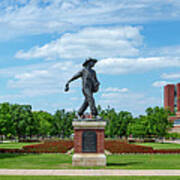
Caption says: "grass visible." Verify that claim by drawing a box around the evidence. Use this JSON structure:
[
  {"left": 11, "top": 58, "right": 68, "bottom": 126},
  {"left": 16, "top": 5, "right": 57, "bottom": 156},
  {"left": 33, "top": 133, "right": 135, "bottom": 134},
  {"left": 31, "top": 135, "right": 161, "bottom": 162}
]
[
  {"left": 0, "top": 142, "right": 40, "bottom": 149},
  {"left": 133, "top": 142, "right": 180, "bottom": 149},
  {"left": 0, "top": 153, "right": 180, "bottom": 169},
  {"left": 107, "top": 154, "right": 180, "bottom": 169},
  {"left": 0, "top": 176, "right": 180, "bottom": 180}
]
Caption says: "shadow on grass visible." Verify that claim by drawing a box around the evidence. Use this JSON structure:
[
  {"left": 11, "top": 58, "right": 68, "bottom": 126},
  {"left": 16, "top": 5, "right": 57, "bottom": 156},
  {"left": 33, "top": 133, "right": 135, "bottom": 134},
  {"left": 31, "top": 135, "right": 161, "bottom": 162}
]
[
  {"left": 0, "top": 153, "right": 28, "bottom": 159},
  {"left": 107, "top": 162, "right": 142, "bottom": 167}
]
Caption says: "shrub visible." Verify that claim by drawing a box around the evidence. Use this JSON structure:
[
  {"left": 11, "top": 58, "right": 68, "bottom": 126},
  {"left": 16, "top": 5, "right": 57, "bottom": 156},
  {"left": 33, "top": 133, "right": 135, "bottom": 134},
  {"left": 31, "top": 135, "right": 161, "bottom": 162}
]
[
  {"left": 165, "top": 133, "right": 180, "bottom": 140},
  {"left": 19, "top": 139, "right": 41, "bottom": 143}
]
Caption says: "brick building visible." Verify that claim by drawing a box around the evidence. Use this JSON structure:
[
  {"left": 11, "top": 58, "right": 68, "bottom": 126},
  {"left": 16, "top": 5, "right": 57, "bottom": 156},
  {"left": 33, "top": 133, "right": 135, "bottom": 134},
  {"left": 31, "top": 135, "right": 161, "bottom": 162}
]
[{"left": 164, "top": 83, "right": 180, "bottom": 132}]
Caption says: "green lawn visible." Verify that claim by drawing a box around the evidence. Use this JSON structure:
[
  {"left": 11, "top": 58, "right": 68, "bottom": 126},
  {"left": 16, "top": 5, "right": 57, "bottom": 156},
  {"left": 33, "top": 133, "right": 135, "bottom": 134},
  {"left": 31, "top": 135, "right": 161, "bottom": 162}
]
[
  {"left": 0, "top": 142, "right": 40, "bottom": 149},
  {"left": 0, "top": 154, "right": 180, "bottom": 169},
  {"left": 0, "top": 176, "right": 180, "bottom": 180},
  {"left": 134, "top": 142, "right": 180, "bottom": 149}
]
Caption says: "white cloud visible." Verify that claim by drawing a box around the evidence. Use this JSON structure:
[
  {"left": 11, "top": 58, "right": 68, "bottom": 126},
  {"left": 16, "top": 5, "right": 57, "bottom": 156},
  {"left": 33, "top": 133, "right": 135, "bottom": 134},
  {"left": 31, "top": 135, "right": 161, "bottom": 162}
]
[
  {"left": 0, "top": 58, "right": 165, "bottom": 115},
  {"left": 70, "top": 97, "right": 79, "bottom": 101},
  {"left": 96, "top": 57, "right": 180, "bottom": 74},
  {"left": 14, "top": 70, "right": 50, "bottom": 80},
  {"left": 100, "top": 91, "right": 161, "bottom": 115},
  {"left": 161, "top": 73, "right": 180, "bottom": 80},
  {"left": 158, "top": 46, "right": 180, "bottom": 56},
  {"left": 104, "top": 87, "right": 128, "bottom": 93},
  {"left": 147, "top": 45, "right": 180, "bottom": 57},
  {"left": 2, "top": 55, "right": 180, "bottom": 99},
  {"left": 1, "top": 0, "right": 180, "bottom": 40},
  {"left": 152, "top": 81, "right": 172, "bottom": 87},
  {"left": 15, "top": 26, "right": 143, "bottom": 60},
  {"left": 0, "top": 61, "right": 80, "bottom": 97}
]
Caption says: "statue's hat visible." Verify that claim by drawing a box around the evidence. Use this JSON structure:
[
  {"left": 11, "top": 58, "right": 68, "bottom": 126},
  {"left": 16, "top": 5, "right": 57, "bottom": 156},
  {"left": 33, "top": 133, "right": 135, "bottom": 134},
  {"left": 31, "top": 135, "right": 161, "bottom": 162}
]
[{"left": 83, "top": 58, "right": 98, "bottom": 67}]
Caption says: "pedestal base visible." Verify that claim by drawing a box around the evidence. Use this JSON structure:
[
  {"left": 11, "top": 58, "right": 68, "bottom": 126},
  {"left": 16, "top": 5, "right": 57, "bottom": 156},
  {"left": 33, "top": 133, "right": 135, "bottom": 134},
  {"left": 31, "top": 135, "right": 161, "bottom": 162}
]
[
  {"left": 72, "top": 153, "right": 106, "bottom": 166},
  {"left": 73, "top": 119, "right": 106, "bottom": 167}
]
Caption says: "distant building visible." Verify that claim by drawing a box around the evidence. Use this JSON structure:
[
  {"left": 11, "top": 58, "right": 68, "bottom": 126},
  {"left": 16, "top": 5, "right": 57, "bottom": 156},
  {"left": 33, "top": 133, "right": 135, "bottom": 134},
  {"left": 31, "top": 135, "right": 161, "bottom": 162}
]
[{"left": 164, "top": 83, "right": 180, "bottom": 132}]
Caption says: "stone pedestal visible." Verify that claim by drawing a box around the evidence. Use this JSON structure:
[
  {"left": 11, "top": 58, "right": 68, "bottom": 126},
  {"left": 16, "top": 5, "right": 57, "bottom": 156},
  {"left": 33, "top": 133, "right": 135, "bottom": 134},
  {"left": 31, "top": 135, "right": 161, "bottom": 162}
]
[
  {"left": 72, "top": 153, "right": 106, "bottom": 166},
  {"left": 72, "top": 120, "right": 106, "bottom": 166}
]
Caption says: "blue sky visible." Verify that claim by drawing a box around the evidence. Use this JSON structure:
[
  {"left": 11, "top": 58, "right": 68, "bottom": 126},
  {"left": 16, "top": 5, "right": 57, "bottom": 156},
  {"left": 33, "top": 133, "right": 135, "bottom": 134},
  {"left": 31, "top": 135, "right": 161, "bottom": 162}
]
[{"left": 0, "top": 0, "right": 180, "bottom": 116}]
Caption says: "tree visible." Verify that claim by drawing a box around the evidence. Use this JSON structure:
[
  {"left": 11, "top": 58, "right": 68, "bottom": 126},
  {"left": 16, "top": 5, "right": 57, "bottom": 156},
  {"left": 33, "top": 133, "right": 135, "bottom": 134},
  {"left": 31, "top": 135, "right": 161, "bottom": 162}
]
[
  {"left": 127, "top": 116, "right": 148, "bottom": 138},
  {"left": 99, "top": 107, "right": 117, "bottom": 138},
  {"left": 0, "top": 101, "right": 173, "bottom": 140},
  {"left": 0, "top": 103, "right": 14, "bottom": 139},
  {"left": 127, "top": 107, "right": 173, "bottom": 138},
  {"left": 145, "top": 106, "right": 173, "bottom": 138},
  {"left": 99, "top": 106, "right": 133, "bottom": 138},
  {"left": 117, "top": 111, "right": 133, "bottom": 137},
  {"left": 11, "top": 104, "right": 35, "bottom": 140},
  {"left": 33, "top": 111, "right": 53, "bottom": 138},
  {"left": 52, "top": 110, "right": 75, "bottom": 138}
]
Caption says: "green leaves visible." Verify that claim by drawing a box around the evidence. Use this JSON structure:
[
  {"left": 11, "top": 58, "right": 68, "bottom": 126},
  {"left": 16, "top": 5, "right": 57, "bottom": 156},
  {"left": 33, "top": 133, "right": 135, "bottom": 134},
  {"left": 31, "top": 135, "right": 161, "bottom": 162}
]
[
  {"left": 127, "top": 106, "right": 173, "bottom": 138},
  {"left": 51, "top": 110, "right": 75, "bottom": 138},
  {"left": 99, "top": 106, "right": 133, "bottom": 138},
  {"left": 0, "top": 103, "right": 174, "bottom": 140}
]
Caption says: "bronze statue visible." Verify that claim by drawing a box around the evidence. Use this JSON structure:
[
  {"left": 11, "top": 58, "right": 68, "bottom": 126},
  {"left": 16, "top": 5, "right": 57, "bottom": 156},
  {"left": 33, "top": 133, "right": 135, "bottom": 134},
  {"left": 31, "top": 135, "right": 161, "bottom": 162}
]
[{"left": 65, "top": 58, "right": 100, "bottom": 118}]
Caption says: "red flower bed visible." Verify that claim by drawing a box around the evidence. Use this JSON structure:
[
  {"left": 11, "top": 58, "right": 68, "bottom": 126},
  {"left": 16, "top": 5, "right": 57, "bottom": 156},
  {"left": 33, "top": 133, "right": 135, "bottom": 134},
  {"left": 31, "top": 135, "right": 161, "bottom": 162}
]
[
  {"left": 1, "top": 140, "right": 180, "bottom": 154},
  {"left": 105, "top": 140, "right": 180, "bottom": 154},
  {"left": 22, "top": 140, "right": 73, "bottom": 153},
  {"left": 153, "top": 149, "right": 180, "bottom": 154},
  {"left": 0, "top": 148, "right": 25, "bottom": 153},
  {"left": 105, "top": 140, "right": 154, "bottom": 153}
]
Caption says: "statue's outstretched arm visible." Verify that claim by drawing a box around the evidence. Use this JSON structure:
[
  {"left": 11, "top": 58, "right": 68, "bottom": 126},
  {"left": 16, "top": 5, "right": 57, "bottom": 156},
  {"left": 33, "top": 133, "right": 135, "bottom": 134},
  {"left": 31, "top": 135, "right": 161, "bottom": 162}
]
[{"left": 64, "top": 70, "right": 82, "bottom": 92}]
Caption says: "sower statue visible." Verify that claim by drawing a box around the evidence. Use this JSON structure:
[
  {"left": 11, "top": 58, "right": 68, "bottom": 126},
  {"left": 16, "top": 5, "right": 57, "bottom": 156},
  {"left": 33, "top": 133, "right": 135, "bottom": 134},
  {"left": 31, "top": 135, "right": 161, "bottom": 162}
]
[{"left": 64, "top": 58, "right": 100, "bottom": 118}]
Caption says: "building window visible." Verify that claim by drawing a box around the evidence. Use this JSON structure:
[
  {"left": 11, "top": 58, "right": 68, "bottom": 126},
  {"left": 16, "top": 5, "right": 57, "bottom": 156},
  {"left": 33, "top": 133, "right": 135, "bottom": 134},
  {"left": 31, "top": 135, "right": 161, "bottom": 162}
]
[{"left": 174, "top": 87, "right": 177, "bottom": 112}]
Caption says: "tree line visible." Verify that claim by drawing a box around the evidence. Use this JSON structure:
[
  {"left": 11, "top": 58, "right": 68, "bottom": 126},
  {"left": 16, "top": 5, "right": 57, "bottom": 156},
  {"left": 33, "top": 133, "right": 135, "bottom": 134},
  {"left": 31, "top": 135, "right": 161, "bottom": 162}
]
[{"left": 0, "top": 102, "right": 173, "bottom": 140}]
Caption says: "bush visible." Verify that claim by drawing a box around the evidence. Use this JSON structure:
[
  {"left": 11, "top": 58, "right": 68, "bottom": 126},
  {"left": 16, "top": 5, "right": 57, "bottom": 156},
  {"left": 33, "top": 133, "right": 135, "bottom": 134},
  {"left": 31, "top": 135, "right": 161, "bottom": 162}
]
[
  {"left": 165, "top": 133, "right": 180, "bottom": 140},
  {"left": 19, "top": 139, "right": 41, "bottom": 143}
]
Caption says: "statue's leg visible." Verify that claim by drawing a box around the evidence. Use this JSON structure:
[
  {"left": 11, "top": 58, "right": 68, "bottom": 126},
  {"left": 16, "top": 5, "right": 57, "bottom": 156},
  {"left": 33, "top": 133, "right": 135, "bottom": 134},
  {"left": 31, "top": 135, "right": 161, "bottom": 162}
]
[
  {"left": 85, "top": 90, "right": 98, "bottom": 116},
  {"left": 78, "top": 99, "right": 88, "bottom": 116}
]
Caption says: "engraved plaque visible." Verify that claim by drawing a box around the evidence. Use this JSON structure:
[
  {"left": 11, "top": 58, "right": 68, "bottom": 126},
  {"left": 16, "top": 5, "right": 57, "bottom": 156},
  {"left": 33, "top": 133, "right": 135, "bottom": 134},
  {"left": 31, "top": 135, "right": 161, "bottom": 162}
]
[{"left": 82, "top": 131, "right": 97, "bottom": 153}]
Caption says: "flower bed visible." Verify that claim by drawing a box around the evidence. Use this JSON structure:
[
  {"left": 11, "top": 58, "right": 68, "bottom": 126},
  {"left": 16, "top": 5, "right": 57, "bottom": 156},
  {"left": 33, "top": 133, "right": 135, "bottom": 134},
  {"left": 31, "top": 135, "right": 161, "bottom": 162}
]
[
  {"left": 105, "top": 140, "right": 154, "bottom": 153},
  {"left": 1, "top": 140, "right": 180, "bottom": 154},
  {"left": 105, "top": 140, "right": 180, "bottom": 154},
  {"left": 0, "top": 148, "right": 25, "bottom": 153},
  {"left": 22, "top": 140, "right": 73, "bottom": 153},
  {"left": 153, "top": 149, "right": 180, "bottom": 154}
]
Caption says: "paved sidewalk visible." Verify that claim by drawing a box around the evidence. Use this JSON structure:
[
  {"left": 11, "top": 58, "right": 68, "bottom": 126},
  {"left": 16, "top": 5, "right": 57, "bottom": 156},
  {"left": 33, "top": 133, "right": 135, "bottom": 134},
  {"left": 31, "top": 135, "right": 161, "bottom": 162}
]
[
  {"left": 163, "top": 140, "right": 180, "bottom": 144},
  {"left": 0, "top": 169, "right": 180, "bottom": 176}
]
